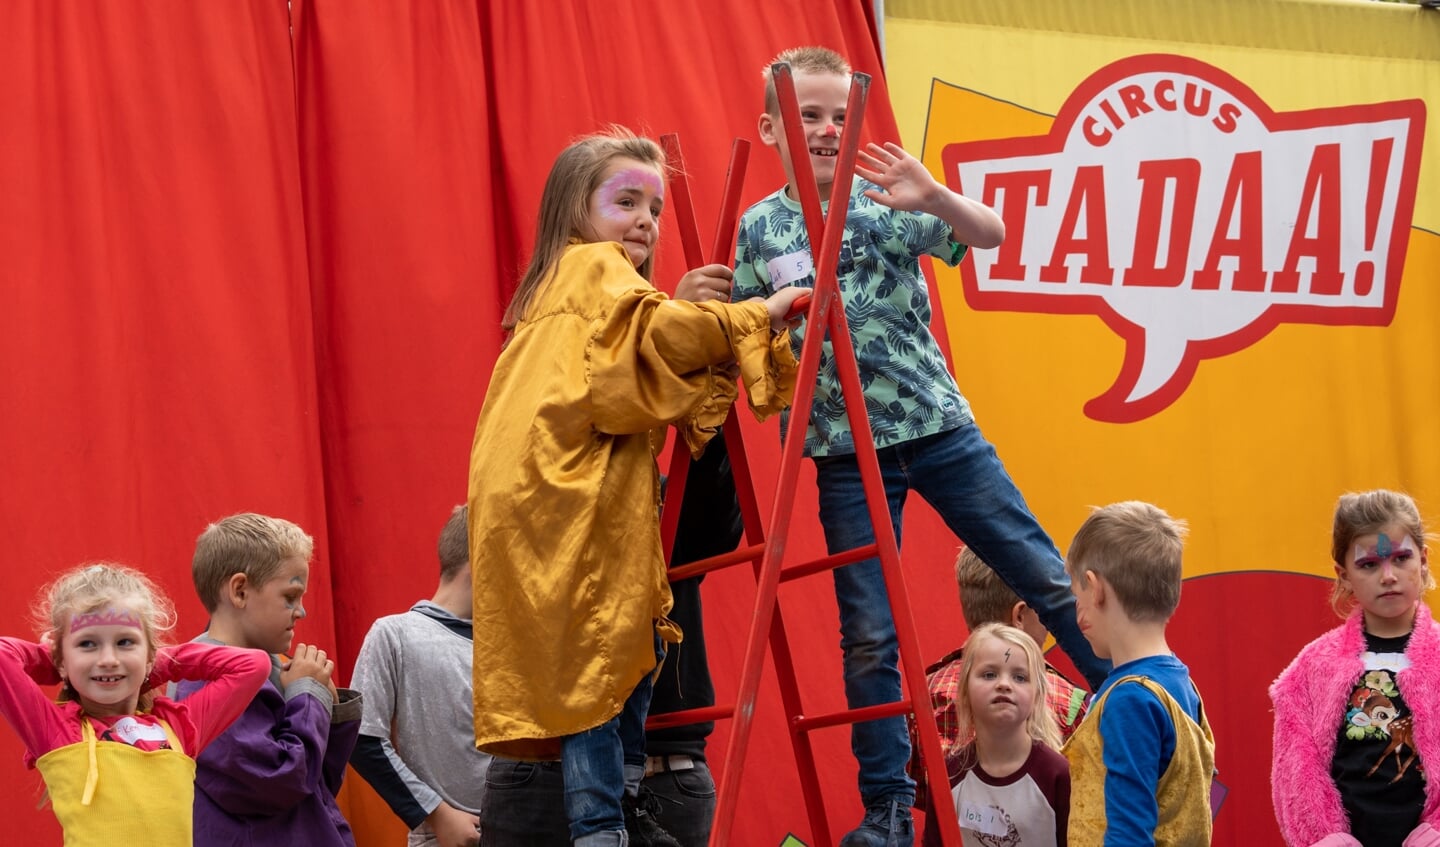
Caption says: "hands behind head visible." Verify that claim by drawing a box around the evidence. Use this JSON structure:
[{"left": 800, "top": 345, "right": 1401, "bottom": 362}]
[
  {"left": 280, "top": 642, "right": 336, "bottom": 698},
  {"left": 674, "top": 264, "right": 733, "bottom": 303}
]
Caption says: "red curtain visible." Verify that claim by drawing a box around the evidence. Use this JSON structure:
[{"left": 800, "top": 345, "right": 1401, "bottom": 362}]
[{"left": 2, "top": 1, "right": 977, "bottom": 843}]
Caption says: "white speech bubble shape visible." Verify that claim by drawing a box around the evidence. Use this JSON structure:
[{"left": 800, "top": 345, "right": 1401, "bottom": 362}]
[{"left": 941, "top": 56, "right": 1424, "bottom": 422}]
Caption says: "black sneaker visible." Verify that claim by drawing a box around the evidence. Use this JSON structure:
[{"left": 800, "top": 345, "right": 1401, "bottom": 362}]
[
  {"left": 838, "top": 796, "right": 915, "bottom": 847},
  {"left": 622, "top": 787, "right": 682, "bottom": 847}
]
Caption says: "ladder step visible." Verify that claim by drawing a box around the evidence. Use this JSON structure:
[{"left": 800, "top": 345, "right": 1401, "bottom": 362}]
[
  {"left": 779, "top": 544, "right": 879, "bottom": 582},
  {"left": 667, "top": 543, "right": 765, "bottom": 581},
  {"left": 791, "top": 698, "right": 915, "bottom": 733},
  {"left": 667, "top": 542, "right": 880, "bottom": 584},
  {"left": 645, "top": 704, "right": 736, "bottom": 731}
]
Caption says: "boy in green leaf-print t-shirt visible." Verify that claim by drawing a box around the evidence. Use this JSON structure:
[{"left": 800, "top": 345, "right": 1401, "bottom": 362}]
[{"left": 731, "top": 46, "right": 1108, "bottom": 847}]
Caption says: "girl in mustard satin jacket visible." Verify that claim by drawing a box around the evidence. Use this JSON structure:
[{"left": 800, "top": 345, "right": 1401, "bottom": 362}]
[
  {"left": 467, "top": 126, "right": 806, "bottom": 847},
  {"left": 0, "top": 563, "right": 268, "bottom": 846}
]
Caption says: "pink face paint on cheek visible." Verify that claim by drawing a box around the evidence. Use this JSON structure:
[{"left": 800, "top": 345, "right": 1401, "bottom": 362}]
[{"left": 70, "top": 607, "right": 143, "bottom": 633}]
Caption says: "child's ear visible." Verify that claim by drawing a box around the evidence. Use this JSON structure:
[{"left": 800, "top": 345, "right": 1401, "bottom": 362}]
[
  {"left": 1085, "top": 570, "right": 1106, "bottom": 605},
  {"left": 225, "top": 572, "right": 250, "bottom": 608},
  {"left": 1008, "top": 601, "right": 1027, "bottom": 629},
  {"left": 758, "top": 112, "right": 779, "bottom": 146}
]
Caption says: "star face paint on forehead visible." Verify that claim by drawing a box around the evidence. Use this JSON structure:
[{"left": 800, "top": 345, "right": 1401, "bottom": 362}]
[
  {"left": 1353, "top": 532, "right": 1417, "bottom": 568},
  {"left": 595, "top": 167, "right": 664, "bottom": 220},
  {"left": 70, "top": 607, "right": 144, "bottom": 633}
]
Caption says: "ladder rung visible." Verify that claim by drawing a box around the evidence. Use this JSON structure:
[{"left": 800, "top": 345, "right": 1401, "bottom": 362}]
[
  {"left": 645, "top": 704, "right": 736, "bottom": 731},
  {"left": 667, "top": 543, "right": 765, "bottom": 582},
  {"left": 791, "top": 698, "right": 915, "bottom": 733},
  {"left": 779, "top": 544, "right": 879, "bottom": 582}
]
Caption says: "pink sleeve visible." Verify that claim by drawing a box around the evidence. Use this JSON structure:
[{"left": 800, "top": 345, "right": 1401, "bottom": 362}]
[
  {"left": 0, "top": 637, "right": 75, "bottom": 760},
  {"left": 149, "top": 642, "right": 270, "bottom": 754}
]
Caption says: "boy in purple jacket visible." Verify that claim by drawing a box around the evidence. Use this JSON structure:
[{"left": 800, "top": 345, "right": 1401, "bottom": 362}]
[{"left": 177, "top": 513, "right": 364, "bottom": 846}]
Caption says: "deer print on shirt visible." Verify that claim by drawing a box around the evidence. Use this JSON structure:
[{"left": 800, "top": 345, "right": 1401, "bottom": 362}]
[{"left": 1345, "top": 669, "right": 1420, "bottom": 783}]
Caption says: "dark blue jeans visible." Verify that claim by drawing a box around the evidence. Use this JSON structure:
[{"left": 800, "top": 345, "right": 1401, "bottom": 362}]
[
  {"left": 480, "top": 759, "right": 715, "bottom": 847},
  {"left": 812, "top": 423, "right": 1109, "bottom": 803},
  {"left": 557, "top": 662, "right": 656, "bottom": 842}
]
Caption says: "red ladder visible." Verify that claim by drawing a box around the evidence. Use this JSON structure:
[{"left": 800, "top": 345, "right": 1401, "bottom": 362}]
[{"left": 651, "top": 63, "right": 964, "bottom": 847}]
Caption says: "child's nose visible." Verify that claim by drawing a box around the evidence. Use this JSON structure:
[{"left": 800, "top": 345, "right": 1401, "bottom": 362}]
[{"left": 821, "top": 123, "right": 839, "bottom": 138}]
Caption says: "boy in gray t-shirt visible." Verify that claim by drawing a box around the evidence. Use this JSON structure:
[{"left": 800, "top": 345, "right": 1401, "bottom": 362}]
[{"left": 350, "top": 506, "right": 490, "bottom": 847}]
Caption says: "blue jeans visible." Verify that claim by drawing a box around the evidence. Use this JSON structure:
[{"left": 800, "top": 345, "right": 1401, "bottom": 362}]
[
  {"left": 813, "top": 423, "right": 1109, "bottom": 803},
  {"left": 558, "top": 658, "right": 657, "bottom": 842}
]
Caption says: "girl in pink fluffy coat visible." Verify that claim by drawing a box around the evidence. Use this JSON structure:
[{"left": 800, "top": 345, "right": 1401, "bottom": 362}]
[{"left": 1271, "top": 489, "right": 1440, "bottom": 847}]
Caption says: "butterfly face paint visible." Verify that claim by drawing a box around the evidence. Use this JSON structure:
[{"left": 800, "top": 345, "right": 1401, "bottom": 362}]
[
  {"left": 586, "top": 159, "right": 664, "bottom": 268},
  {"left": 1353, "top": 533, "right": 1416, "bottom": 569},
  {"left": 1343, "top": 529, "right": 1427, "bottom": 637}
]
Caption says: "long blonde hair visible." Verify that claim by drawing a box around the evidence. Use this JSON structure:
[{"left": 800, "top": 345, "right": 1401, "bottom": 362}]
[
  {"left": 503, "top": 127, "right": 666, "bottom": 331},
  {"left": 954, "top": 623, "right": 1062, "bottom": 763}
]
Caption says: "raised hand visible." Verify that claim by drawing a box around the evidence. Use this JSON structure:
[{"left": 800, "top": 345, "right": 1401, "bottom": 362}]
[{"left": 855, "top": 142, "right": 945, "bottom": 213}]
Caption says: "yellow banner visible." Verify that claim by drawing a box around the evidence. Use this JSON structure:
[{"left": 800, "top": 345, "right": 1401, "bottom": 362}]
[{"left": 886, "top": 1, "right": 1440, "bottom": 841}]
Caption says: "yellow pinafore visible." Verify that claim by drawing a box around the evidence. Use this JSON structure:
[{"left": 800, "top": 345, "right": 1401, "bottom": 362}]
[{"left": 35, "top": 715, "right": 196, "bottom": 846}]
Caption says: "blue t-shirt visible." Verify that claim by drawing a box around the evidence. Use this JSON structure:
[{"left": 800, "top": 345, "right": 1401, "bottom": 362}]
[
  {"left": 1091, "top": 654, "right": 1202, "bottom": 845},
  {"left": 732, "top": 180, "right": 970, "bottom": 457}
]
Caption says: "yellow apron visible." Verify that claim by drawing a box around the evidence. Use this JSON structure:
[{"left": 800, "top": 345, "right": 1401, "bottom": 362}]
[
  {"left": 1064, "top": 675, "right": 1216, "bottom": 846},
  {"left": 36, "top": 715, "right": 196, "bottom": 846}
]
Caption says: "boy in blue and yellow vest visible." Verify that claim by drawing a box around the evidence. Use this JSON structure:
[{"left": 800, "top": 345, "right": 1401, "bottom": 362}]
[{"left": 1062, "top": 502, "right": 1215, "bottom": 846}]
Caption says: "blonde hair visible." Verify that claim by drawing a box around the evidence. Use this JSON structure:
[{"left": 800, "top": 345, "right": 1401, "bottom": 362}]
[
  {"left": 1066, "top": 501, "right": 1186, "bottom": 623},
  {"left": 503, "top": 126, "right": 666, "bottom": 331},
  {"left": 954, "top": 623, "right": 1061, "bottom": 758},
  {"left": 955, "top": 545, "right": 1023, "bottom": 630},
  {"left": 35, "top": 563, "right": 176, "bottom": 707},
  {"left": 762, "top": 46, "right": 851, "bottom": 115},
  {"left": 1329, "top": 489, "right": 1434, "bottom": 617},
  {"left": 193, "top": 513, "right": 313, "bottom": 612}
]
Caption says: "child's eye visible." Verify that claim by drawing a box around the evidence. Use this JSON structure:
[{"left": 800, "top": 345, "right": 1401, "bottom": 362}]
[
  {"left": 1394, "top": 552, "right": 1415, "bottom": 564},
  {"left": 1014, "top": 673, "right": 1029, "bottom": 683},
  {"left": 76, "top": 639, "right": 95, "bottom": 649}
]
